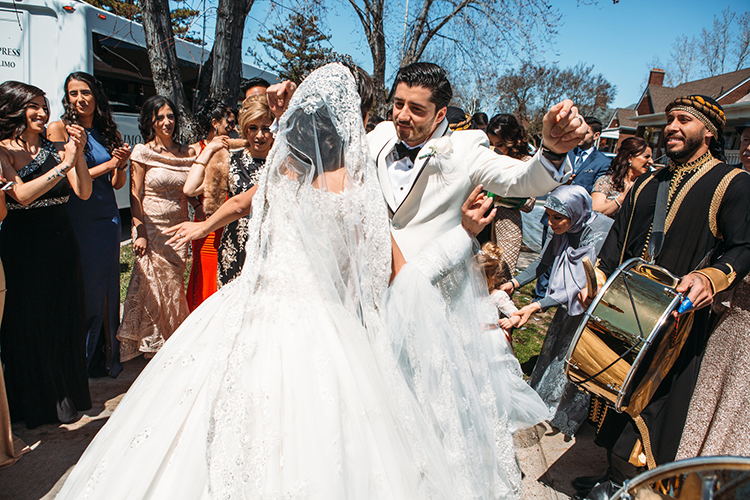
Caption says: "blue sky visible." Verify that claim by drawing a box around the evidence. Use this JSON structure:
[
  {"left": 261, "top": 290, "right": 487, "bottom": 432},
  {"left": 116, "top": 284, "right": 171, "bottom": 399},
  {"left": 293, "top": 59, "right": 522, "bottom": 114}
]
[{"left": 195, "top": 0, "right": 745, "bottom": 110}]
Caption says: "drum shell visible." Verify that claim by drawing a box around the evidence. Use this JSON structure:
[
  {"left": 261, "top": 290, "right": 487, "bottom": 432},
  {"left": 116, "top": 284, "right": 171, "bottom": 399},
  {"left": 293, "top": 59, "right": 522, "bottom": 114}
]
[
  {"left": 565, "top": 258, "right": 694, "bottom": 415},
  {"left": 610, "top": 456, "right": 750, "bottom": 500}
]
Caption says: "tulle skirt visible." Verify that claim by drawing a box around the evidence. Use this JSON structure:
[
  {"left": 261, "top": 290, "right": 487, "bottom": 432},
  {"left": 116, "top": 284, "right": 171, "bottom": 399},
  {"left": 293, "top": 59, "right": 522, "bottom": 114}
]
[{"left": 57, "top": 277, "right": 456, "bottom": 499}]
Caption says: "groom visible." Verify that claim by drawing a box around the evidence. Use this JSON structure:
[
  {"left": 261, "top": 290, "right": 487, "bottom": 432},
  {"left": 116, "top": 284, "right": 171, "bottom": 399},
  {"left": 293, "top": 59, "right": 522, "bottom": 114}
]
[
  {"left": 368, "top": 62, "right": 585, "bottom": 260},
  {"left": 268, "top": 62, "right": 585, "bottom": 255}
]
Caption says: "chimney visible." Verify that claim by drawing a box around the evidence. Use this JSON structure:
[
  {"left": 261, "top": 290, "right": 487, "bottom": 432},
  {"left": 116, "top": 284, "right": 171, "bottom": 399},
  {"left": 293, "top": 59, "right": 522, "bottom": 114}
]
[{"left": 648, "top": 68, "right": 665, "bottom": 86}]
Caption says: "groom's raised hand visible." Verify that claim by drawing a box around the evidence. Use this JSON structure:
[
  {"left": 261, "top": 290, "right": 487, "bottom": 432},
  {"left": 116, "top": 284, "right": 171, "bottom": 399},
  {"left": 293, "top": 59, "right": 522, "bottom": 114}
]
[{"left": 543, "top": 99, "right": 588, "bottom": 155}]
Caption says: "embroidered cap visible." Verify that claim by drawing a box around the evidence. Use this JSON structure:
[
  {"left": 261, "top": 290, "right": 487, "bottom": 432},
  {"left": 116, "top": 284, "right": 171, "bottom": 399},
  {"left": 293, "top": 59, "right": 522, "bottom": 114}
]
[{"left": 665, "top": 95, "right": 726, "bottom": 136}]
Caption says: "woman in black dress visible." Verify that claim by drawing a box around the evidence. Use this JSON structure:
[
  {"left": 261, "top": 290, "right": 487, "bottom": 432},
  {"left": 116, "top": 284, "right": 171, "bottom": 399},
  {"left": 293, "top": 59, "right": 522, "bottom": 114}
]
[{"left": 0, "top": 81, "right": 93, "bottom": 428}]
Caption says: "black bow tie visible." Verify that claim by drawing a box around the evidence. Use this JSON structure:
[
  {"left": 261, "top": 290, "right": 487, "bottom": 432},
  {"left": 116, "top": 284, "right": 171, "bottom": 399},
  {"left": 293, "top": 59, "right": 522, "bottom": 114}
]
[{"left": 394, "top": 142, "right": 420, "bottom": 164}]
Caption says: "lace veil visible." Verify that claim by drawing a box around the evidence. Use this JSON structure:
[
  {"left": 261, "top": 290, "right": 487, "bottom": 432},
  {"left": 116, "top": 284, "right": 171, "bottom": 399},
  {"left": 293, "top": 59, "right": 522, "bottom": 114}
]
[
  {"left": 240, "top": 63, "right": 390, "bottom": 328},
  {"left": 205, "top": 63, "right": 404, "bottom": 497}
]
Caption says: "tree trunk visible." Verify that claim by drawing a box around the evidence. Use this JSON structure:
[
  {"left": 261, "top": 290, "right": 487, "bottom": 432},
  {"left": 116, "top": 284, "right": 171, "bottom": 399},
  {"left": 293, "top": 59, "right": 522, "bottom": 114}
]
[
  {"left": 210, "top": 0, "right": 255, "bottom": 106},
  {"left": 347, "top": 0, "right": 388, "bottom": 118},
  {"left": 371, "top": 19, "right": 388, "bottom": 118},
  {"left": 193, "top": 47, "right": 214, "bottom": 111},
  {"left": 140, "top": 0, "right": 197, "bottom": 141}
]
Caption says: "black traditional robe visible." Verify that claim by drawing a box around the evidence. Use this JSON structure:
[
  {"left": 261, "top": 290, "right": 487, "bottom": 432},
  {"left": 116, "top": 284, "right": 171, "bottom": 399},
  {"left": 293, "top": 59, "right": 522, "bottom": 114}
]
[{"left": 594, "top": 152, "right": 750, "bottom": 468}]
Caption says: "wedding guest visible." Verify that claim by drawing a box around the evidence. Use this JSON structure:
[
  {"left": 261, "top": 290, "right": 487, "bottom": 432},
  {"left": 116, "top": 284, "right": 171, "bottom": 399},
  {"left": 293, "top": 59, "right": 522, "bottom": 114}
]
[
  {"left": 240, "top": 77, "right": 270, "bottom": 100},
  {"left": 472, "top": 112, "right": 488, "bottom": 131},
  {"left": 183, "top": 100, "right": 234, "bottom": 310},
  {"left": 482, "top": 113, "right": 536, "bottom": 279},
  {"left": 117, "top": 95, "right": 212, "bottom": 361},
  {"left": 0, "top": 81, "right": 92, "bottom": 427},
  {"left": 500, "top": 185, "right": 612, "bottom": 437},
  {"left": 568, "top": 117, "right": 611, "bottom": 193},
  {"left": 217, "top": 95, "right": 274, "bottom": 285},
  {"left": 0, "top": 176, "right": 25, "bottom": 467},
  {"left": 47, "top": 72, "right": 130, "bottom": 378},
  {"left": 591, "top": 137, "right": 652, "bottom": 217}
]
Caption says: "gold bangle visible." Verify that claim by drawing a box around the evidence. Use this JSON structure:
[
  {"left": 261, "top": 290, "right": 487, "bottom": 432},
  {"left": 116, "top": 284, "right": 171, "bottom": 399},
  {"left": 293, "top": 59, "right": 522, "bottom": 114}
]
[{"left": 193, "top": 160, "right": 206, "bottom": 167}]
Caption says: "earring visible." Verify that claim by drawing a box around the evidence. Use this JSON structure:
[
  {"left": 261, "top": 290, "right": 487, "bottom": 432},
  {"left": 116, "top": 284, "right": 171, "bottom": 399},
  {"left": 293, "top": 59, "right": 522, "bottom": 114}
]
[{"left": 628, "top": 159, "right": 632, "bottom": 167}]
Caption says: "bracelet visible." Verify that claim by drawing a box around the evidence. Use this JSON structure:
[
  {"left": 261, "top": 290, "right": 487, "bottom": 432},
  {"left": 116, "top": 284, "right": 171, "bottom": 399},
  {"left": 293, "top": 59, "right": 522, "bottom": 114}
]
[
  {"left": 46, "top": 164, "right": 73, "bottom": 181},
  {"left": 193, "top": 161, "right": 206, "bottom": 167},
  {"left": 117, "top": 163, "right": 128, "bottom": 171},
  {"left": 540, "top": 144, "right": 567, "bottom": 162}
]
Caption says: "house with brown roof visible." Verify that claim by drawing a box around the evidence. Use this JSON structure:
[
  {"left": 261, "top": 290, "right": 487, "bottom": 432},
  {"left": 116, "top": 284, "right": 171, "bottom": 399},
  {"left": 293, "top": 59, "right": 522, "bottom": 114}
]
[
  {"left": 600, "top": 107, "right": 637, "bottom": 153},
  {"left": 630, "top": 68, "right": 750, "bottom": 164}
]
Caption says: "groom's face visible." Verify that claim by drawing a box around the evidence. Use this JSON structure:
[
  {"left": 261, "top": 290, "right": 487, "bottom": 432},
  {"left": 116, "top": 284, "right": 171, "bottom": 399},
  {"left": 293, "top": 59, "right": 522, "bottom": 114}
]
[{"left": 392, "top": 83, "right": 447, "bottom": 147}]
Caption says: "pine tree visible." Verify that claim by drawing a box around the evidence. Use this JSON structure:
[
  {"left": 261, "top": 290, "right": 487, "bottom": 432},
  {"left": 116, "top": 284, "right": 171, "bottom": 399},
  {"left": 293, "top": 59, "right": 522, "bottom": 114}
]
[{"left": 252, "top": 12, "right": 336, "bottom": 84}]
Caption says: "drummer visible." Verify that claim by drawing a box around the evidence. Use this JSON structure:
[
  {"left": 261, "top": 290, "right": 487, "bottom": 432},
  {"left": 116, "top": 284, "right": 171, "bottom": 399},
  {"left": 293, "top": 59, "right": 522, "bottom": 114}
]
[
  {"left": 499, "top": 184, "right": 612, "bottom": 438},
  {"left": 575, "top": 95, "right": 750, "bottom": 500}
]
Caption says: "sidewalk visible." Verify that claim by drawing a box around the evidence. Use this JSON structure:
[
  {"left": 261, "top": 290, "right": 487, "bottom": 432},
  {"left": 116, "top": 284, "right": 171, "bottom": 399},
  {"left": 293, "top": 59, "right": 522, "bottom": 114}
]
[{"left": 0, "top": 356, "right": 607, "bottom": 500}]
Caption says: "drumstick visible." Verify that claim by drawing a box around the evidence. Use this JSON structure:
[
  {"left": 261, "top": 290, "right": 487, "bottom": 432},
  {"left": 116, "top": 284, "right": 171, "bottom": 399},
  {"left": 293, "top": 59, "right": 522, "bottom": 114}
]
[{"left": 582, "top": 256, "right": 597, "bottom": 299}]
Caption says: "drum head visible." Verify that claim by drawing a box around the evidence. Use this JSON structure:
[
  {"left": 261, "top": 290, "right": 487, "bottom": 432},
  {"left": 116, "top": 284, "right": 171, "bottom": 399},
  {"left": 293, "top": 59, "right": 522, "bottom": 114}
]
[{"left": 610, "top": 457, "right": 750, "bottom": 500}]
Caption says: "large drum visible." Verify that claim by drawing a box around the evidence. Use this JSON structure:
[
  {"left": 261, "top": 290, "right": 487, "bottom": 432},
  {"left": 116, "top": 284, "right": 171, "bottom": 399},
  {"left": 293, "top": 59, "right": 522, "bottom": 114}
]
[
  {"left": 609, "top": 456, "right": 750, "bottom": 499},
  {"left": 565, "top": 258, "right": 694, "bottom": 416}
]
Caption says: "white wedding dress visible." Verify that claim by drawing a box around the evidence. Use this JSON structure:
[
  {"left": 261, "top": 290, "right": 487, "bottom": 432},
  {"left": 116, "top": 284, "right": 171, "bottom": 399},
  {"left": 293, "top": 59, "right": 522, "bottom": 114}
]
[{"left": 56, "top": 64, "right": 547, "bottom": 500}]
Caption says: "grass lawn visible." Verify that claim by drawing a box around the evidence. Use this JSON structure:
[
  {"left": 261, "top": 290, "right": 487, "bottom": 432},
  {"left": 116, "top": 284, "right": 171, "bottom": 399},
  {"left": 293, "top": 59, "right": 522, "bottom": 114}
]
[
  {"left": 510, "top": 282, "right": 553, "bottom": 367},
  {"left": 119, "top": 244, "right": 550, "bottom": 366}
]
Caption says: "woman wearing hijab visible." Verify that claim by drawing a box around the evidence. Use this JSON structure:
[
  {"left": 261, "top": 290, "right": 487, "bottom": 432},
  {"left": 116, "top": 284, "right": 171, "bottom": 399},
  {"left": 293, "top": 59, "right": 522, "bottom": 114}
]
[{"left": 500, "top": 184, "right": 612, "bottom": 437}]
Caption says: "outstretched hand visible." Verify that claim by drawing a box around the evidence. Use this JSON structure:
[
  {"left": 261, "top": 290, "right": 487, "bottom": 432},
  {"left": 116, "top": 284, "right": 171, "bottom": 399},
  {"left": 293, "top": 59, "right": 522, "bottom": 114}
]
[
  {"left": 542, "top": 100, "right": 588, "bottom": 154},
  {"left": 510, "top": 302, "right": 541, "bottom": 328},
  {"left": 499, "top": 316, "right": 521, "bottom": 331},
  {"left": 499, "top": 281, "right": 515, "bottom": 296},
  {"left": 166, "top": 221, "right": 209, "bottom": 249},
  {"left": 462, "top": 184, "right": 496, "bottom": 237}
]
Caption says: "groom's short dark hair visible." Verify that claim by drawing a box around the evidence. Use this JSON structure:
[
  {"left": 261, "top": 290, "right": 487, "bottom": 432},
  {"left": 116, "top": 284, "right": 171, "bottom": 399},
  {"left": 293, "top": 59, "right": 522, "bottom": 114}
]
[{"left": 393, "top": 62, "right": 452, "bottom": 111}]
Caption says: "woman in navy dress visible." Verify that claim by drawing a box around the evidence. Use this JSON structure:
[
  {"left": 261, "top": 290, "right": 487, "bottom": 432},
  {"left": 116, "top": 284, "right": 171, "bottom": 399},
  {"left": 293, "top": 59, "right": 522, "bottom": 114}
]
[
  {"left": 47, "top": 72, "right": 130, "bottom": 378},
  {"left": 0, "top": 81, "right": 93, "bottom": 428}
]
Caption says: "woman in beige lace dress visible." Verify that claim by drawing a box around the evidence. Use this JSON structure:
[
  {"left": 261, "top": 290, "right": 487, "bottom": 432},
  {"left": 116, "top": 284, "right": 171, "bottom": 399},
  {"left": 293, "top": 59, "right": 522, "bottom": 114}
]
[{"left": 118, "top": 96, "right": 217, "bottom": 361}]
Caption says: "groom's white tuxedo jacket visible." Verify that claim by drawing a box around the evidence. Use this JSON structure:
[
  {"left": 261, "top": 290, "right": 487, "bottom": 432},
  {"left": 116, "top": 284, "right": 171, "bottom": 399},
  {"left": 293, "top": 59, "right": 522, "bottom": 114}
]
[{"left": 368, "top": 119, "right": 572, "bottom": 261}]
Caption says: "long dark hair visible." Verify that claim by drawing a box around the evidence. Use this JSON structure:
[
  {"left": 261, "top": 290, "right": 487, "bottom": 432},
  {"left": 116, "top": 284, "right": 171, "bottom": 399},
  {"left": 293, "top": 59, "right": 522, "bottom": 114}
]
[
  {"left": 138, "top": 95, "right": 180, "bottom": 143},
  {"left": 0, "top": 81, "right": 47, "bottom": 141},
  {"left": 487, "top": 113, "right": 531, "bottom": 160},
  {"left": 61, "top": 72, "right": 122, "bottom": 153},
  {"left": 195, "top": 98, "right": 235, "bottom": 138},
  {"left": 608, "top": 137, "right": 649, "bottom": 192}
]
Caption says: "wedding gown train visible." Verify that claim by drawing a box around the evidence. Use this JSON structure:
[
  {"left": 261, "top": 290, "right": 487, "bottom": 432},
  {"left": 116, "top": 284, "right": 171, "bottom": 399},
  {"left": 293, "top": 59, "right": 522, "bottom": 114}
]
[{"left": 56, "top": 63, "right": 546, "bottom": 500}]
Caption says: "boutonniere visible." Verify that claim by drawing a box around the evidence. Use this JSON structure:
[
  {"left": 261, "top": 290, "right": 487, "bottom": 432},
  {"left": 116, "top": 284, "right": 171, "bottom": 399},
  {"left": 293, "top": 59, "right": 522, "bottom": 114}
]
[{"left": 418, "top": 136, "right": 453, "bottom": 160}]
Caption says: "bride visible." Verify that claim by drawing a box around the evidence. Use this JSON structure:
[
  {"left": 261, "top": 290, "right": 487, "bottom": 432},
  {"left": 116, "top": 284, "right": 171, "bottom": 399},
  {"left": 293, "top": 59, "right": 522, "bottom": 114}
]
[{"left": 56, "top": 63, "right": 547, "bottom": 500}]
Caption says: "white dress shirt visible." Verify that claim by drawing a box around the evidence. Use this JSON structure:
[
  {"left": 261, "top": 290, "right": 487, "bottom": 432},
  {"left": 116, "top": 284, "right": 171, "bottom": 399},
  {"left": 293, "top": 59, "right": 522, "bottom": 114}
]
[{"left": 386, "top": 142, "right": 425, "bottom": 205}]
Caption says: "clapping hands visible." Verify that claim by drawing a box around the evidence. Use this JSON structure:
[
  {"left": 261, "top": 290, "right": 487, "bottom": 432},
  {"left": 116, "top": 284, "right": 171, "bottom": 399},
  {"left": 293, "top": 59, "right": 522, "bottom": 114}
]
[
  {"left": 112, "top": 144, "right": 131, "bottom": 169},
  {"left": 63, "top": 125, "right": 86, "bottom": 158}
]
